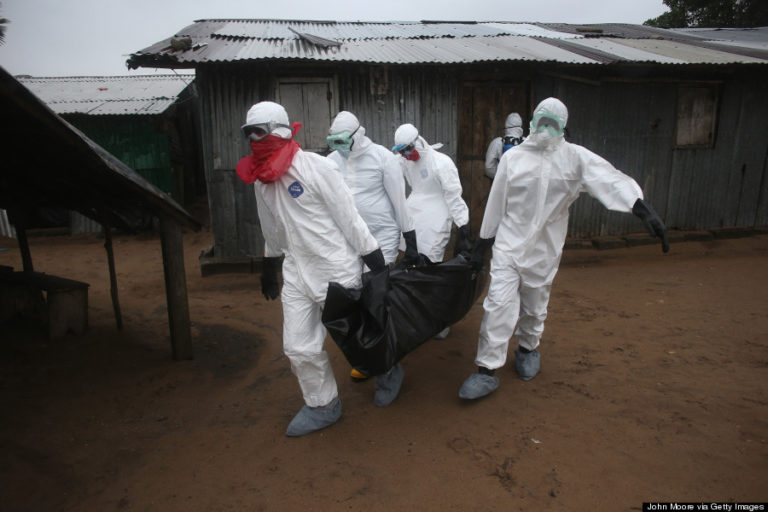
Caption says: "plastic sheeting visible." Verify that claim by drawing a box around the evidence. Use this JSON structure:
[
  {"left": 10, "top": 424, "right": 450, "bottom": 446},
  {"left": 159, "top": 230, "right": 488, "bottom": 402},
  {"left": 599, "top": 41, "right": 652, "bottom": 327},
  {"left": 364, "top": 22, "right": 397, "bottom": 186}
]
[{"left": 322, "top": 255, "right": 487, "bottom": 377}]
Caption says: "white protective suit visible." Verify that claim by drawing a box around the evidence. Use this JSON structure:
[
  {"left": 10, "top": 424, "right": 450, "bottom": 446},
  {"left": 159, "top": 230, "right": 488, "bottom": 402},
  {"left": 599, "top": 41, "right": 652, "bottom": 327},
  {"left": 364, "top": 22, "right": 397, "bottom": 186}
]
[
  {"left": 394, "top": 124, "right": 470, "bottom": 263},
  {"left": 252, "top": 106, "right": 379, "bottom": 408},
  {"left": 475, "top": 98, "right": 644, "bottom": 370},
  {"left": 484, "top": 113, "right": 524, "bottom": 179},
  {"left": 327, "top": 112, "right": 413, "bottom": 264}
]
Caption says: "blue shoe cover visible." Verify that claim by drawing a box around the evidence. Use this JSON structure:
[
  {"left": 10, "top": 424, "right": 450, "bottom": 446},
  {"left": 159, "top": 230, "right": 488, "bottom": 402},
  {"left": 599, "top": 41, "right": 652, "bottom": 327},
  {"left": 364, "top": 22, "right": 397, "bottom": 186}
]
[
  {"left": 434, "top": 327, "right": 450, "bottom": 339},
  {"left": 374, "top": 363, "right": 404, "bottom": 407},
  {"left": 515, "top": 347, "right": 540, "bottom": 381},
  {"left": 458, "top": 373, "right": 499, "bottom": 399},
  {"left": 286, "top": 396, "right": 342, "bottom": 437}
]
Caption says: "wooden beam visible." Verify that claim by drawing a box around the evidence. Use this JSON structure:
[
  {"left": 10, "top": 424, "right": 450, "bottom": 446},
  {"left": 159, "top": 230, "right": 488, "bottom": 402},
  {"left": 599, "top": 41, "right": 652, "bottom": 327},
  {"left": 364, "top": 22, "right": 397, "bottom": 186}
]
[
  {"left": 8, "top": 209, "right": 33, "bottom": 273},
  {"left": 159, "top": 216, "right": 193, "bottom": 360},
  {"left": 102, "top": 223, "right": 123, "bottom": 331}
]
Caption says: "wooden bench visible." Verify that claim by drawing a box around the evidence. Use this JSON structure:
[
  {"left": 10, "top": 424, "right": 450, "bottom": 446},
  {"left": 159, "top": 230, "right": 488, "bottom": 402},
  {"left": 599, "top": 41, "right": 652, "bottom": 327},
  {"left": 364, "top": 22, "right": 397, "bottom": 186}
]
[{"left": 0, "top": 270, "right": 89, "bottom": 338}]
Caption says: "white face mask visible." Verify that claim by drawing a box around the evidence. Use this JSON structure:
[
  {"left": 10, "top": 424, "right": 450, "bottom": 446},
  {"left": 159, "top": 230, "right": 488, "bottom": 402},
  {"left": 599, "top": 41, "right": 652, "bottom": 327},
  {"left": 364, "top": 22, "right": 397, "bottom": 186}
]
[{"left": 528, "top": 127, "right": 560, "bottom": 148}]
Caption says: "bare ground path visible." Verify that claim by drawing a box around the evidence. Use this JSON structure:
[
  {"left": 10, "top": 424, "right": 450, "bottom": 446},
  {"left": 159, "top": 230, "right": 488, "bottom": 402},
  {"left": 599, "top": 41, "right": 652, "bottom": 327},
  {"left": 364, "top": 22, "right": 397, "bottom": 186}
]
[{"left": 1, "top": 231, "right": 766, "bottom": 511}]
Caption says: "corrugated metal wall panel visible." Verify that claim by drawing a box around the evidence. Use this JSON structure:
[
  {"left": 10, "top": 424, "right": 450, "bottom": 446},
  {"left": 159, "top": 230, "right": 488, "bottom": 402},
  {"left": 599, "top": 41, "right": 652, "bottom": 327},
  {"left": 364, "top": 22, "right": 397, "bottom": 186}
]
[
  {"left": 196, "top": 61, "right": 768, "bottom": 262},
  {"left": 198, "top": 64, "right": 462, "bottom": 260},
  {"left": 197, "top": 67, "right": 266, "bottom": 259},
  {"left": 727, "top": 77, "right": 768, "bottom": 227},
  {"left": 548, "top": 74, "right": 768, "bottom": 237},
  {"left": 338, "top": 66, "right": 458, "bottom": 158},
  {"left": 538, "top": 77, "right": 683, "bottom": 237}
]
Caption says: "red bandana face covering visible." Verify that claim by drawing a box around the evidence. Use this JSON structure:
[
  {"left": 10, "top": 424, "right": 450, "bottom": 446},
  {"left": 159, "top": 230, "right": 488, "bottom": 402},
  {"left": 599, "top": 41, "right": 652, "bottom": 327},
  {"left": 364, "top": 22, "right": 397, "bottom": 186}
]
[
  {"left": 405, "top": 149, "right": 420, "bottom": 162},
  {"left": 236, "top": 123, "right": 302, "bottom": 184}
]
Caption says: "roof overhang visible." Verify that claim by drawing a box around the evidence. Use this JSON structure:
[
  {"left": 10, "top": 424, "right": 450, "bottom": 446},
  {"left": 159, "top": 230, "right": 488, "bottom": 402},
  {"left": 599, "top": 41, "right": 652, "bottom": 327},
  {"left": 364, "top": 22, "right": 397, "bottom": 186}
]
[{"left": 0, "top": 65, "right": 200, "bottom": 232}]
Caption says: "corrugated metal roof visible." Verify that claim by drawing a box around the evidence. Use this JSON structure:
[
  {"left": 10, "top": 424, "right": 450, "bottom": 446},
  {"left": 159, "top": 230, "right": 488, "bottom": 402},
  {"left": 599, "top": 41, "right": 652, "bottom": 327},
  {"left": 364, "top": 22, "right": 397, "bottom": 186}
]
[
  {"left": 567, "top": 37, "right": 761, "bottom": 64},
  {"left": 670, "top": 26, "right": 768, "bottom": 50},
  {"left": 17, "top": 75, "right": 195, "bottom": 115},
  {"left": 126, "top": 19, "right": 768, "bottom": 69},
  {"left": 210, "top": 20, "right": 582, "bottom": 41},
  {"left": 218, "top": 35, "right": 596, "bottom": 64}
]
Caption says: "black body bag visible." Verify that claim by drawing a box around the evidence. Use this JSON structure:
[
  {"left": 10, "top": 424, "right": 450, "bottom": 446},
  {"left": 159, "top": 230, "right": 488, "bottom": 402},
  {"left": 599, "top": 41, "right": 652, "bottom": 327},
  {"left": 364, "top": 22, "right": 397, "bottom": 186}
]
[{"left": 321, "top": 255, "right": 486, "bottom": 377}]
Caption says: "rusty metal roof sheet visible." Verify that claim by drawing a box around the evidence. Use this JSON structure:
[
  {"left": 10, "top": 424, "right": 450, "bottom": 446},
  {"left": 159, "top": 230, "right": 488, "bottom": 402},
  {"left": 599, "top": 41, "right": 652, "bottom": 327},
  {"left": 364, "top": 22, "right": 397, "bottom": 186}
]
[
  {"left": 126, "top": 19, "right": 768, "bottom": 69},
  {"left": 17, "top": 74, "right": 195, "bottom": 115}
]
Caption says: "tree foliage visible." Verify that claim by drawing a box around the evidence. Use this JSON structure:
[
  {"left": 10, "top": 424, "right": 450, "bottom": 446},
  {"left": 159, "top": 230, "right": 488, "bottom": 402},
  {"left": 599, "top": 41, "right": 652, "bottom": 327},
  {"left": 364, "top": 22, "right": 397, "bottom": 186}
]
[
  {"left": 644, "top": 0, "right": 768, "bottom": 28},
  {"left": 0, "top": 2, "right": 7, "bottom": 45}
]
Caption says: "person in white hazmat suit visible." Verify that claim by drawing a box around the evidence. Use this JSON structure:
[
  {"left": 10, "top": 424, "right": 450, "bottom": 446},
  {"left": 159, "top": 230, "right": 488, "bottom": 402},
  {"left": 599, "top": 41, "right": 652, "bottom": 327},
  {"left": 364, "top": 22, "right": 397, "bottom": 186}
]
[
  {"left": 392, "top": 123, "right": 472, "bottom": 264},
  {"left": 326, "top": 111, "right": 421, "bottom": 267},
  {"left": 392, "top": 123, "right": 473, "bottom": 339},
  {"left": 236, "top": 101, "right": 405, "bottom": 436},
  {"left": 459, "top": 97, "right": 669, "bottom": 400},
  {"left": 484, "top": 112, "right": 525, "bottom": 179},
  {"left": 327, "top": 111, "right": 421, "bottom": 382}
]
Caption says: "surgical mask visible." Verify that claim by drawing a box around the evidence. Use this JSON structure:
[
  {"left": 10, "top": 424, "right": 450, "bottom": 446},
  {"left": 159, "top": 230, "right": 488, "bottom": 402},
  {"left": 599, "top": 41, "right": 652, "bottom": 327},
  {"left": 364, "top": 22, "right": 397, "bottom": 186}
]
[
  {"left": 242, "top": 121, "right": 293, "bottom": 141},
  {"left": 531, "top": 112, "right": 565, "bottom": 137},
  {"left": 326, "top": 126, "right": 359, "bottom": 153}
]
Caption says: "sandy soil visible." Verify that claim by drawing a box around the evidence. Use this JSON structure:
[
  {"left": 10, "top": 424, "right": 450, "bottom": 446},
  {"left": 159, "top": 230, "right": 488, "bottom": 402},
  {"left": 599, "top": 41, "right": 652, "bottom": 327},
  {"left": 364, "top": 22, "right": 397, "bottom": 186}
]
[{"left": 1, "top": 227, "right": 767, "bottom": 512}]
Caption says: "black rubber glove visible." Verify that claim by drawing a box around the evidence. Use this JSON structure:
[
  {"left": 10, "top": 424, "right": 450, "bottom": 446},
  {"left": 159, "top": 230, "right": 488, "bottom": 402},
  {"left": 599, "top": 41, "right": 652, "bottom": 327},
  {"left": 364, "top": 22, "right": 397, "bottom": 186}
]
[
  {"left": 470, "top": 237, "right": 495, "bottom": 271},
  {"left": 362, "top": 248, "right": 386, "bottom": 272},
  {"left": 453, "top": 224, "right": 472, "bottom": 257},
  {"left": 632, "top": 198, "right": 670, "bottom": 253},
  {"left": 260, "top": 256, "right": 282, "bottom": 300},
  {"left": 401, "top": 230, "right": 421, "bottom": 267}
]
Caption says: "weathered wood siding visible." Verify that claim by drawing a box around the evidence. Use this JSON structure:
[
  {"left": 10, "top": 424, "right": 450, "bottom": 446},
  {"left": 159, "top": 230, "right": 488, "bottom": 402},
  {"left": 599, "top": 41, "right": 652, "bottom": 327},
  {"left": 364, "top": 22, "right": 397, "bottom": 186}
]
[
  {"left": 197, "top": 64, "right": 461, "bottom": 259},
  {"left": 196, "top": 61, "right": 768, "bottom": 261},
  {"left": 535, "top": 70, "right": 768, "bottom": 237}
]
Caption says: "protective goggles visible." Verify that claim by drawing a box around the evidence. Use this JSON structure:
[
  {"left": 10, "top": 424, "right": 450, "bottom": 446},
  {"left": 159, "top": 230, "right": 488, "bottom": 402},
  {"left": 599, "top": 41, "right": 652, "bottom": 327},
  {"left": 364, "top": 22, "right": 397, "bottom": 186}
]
[
  {"left": 241, "top": 121, "right": 293, "bottom": 141},
  {"left": 392, "top": 142, "right": 416, "bottom": 157},
  {"left": 531, "top": 113, "right": 565, "bottom": 137},
  {"left": 326, "top": 128, "right": 357, "bottom": 151},
  {"left": 531, "top": 112, "right": 565, "bottom": 137}
]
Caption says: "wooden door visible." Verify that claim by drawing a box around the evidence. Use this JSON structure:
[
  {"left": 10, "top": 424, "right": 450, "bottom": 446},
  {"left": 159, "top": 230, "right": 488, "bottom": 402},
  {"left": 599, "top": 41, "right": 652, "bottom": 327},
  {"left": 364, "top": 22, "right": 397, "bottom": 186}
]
[
  {"left": 457, "top": 81, "right": 528, "bottom": 235},
  {"left": 276, "top": 77, "right": 338, "bottom": 154}
]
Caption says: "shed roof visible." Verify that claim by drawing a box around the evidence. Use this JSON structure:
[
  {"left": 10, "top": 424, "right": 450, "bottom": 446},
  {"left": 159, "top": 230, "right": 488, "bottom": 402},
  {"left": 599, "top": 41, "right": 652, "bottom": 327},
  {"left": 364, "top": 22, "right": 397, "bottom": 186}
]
[
  {"left": 669, "top": 26, "right": 768, "bottom": 50},
  {"left": 126, "top": 20, "right": 768, "bottom": 69},
  {"left": 16, "top": 74, "right": 196, "bottom": 116},
  {"left": 0, "top": 65, "right": 199, "bottom": 231}
]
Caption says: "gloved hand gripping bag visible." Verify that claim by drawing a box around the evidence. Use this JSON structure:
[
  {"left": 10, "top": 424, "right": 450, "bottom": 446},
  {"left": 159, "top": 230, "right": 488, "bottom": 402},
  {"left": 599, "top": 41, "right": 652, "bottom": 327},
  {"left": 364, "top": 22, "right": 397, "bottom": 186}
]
[{"left": 322, "top": 255, "right": 487, "bottom": 376}]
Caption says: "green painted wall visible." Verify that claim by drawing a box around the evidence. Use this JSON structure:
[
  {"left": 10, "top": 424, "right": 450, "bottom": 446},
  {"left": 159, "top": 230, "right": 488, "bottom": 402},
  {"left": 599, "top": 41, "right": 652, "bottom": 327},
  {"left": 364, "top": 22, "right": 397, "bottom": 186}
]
[{"left": 66, "top": 115, "right": 173, "bottom": 194}]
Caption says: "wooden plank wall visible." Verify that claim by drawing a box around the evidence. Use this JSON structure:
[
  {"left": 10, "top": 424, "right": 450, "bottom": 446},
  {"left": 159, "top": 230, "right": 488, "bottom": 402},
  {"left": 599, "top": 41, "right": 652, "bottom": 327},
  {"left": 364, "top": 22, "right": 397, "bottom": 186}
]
[{"left": 196, "top": 62, "right": 768, "bottom": 262}]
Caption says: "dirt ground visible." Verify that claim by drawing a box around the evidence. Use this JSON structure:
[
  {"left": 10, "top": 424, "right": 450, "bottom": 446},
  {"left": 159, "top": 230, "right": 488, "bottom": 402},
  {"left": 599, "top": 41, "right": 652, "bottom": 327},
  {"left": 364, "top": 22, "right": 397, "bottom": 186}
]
[{"left": 1, "top": 226, "right": 767, "bottom": 512}]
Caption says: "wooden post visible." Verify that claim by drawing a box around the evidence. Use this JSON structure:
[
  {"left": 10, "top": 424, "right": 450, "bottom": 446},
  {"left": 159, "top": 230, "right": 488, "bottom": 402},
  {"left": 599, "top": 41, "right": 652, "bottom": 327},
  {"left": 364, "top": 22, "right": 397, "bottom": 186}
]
[
  {"left": 8, "top": 209, "right": 34, "bottom": 273},
  {"left": 16, "top": 225, "right": 34, "bottom": 273},
  {"left": 159, "top": 216, "right": 193, "bottom": 360},
  {"left": 103, "top": 223, "right": 123, "bottom": 331}
]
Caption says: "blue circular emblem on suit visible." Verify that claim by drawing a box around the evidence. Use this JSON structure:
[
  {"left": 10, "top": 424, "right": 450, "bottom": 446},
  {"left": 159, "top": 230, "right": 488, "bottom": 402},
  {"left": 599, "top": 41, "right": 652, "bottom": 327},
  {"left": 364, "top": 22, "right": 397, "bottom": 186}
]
[{"left": 288, "top": 181, "right": 304, "bottom": 198}]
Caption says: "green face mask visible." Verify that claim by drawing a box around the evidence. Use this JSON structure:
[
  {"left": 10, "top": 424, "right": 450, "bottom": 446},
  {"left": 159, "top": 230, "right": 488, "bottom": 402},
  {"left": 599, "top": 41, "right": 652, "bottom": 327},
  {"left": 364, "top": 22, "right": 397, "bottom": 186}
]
[
  {"left": 326, "top": 126, "right": 359, "bottom": 153},
  {"left": 531, "top": 112, "right": 565, "bottom": 137}
]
